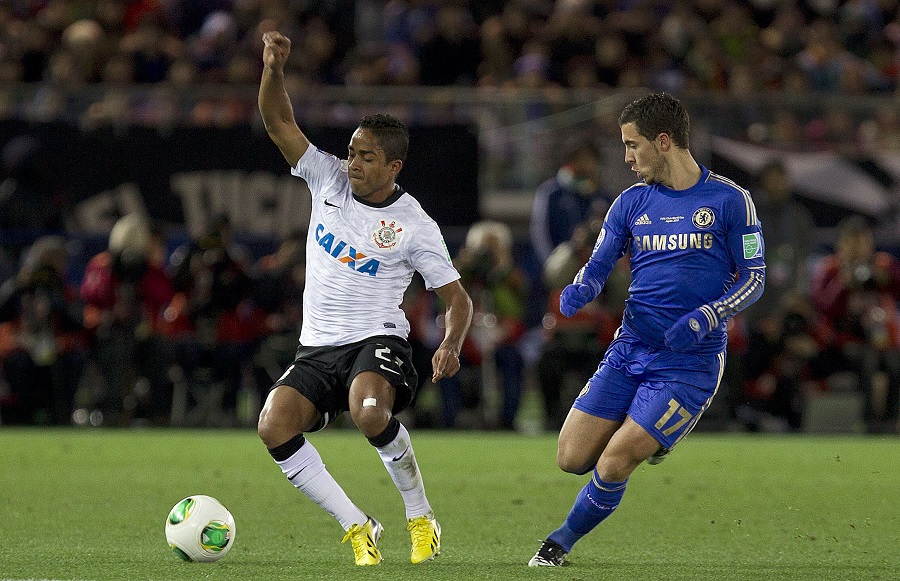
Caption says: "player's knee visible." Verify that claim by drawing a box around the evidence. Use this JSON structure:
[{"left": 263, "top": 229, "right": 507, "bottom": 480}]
[
  {"left": 349, "top": 404, "right": 390, "bottom": 439},
  {"left": 556, "top": 447, "right": 593, "bottom": 475},
  {"left": 596, "top": 451, "right": 640, "bottom": 482},
  {"left": 257, "top": 407, "right": 283, "bottom": 448},
  {"left": 258, "top": 403, "right": 306, "bottom": 448}
]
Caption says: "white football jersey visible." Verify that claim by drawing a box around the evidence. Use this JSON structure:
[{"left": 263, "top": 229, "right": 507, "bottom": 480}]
[{"left": 291, "top": 143, "right": 461, "bottom": 346}]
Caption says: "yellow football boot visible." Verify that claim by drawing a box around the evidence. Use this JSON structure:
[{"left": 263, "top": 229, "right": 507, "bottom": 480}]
[
  {"left": 341, "top": 517, "right": 383, "bottom": 565},
  {"left": 407, "top": 515, "right": 441, "bottom": 564}
]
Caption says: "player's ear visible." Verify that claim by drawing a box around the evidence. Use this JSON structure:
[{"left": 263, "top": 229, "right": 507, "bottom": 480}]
[
  {"left": 657, "top": 132, "right": 671, "bottom": 151},
  {"left": 389, "top": 159, "right": 403, "bottom": 175}
]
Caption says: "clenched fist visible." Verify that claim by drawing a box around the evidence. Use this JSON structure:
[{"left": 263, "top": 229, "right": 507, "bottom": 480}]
[{"left": 262, "top": 31, "right": 291, "bottom": 70}]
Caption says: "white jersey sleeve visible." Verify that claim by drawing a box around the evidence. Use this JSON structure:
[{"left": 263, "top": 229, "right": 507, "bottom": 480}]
[
  {"left": 291, "top": 143, "right": 344, "bottom": 202},
  {"left": 408, "top": 216, "right": 459, "bottom": 291}
]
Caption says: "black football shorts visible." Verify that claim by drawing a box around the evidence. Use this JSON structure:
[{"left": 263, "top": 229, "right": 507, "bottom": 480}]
[{"left": 273, "top": 335, "right": 419, "bottom": 431}]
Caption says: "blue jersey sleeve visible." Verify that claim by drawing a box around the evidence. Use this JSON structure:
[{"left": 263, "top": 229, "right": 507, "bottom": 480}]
[
  {"left": 574, "top": 195, "right": 630, "bottom": 294},
  {"left": 709, "top": 188, "right": 766, "bottom": 323}
]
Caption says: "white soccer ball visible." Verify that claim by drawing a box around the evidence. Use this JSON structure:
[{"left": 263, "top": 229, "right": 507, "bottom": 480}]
[{"left": 165, "top": 495, "right": 236, "bottom": 562}]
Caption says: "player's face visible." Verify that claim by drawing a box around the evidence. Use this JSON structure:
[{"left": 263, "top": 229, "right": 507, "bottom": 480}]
[
  {"left": 621, "top": 122, "right": 664, "bottom": 185},
  {"left": 346, "top": 128, "right": 401, "bottom": 201}
]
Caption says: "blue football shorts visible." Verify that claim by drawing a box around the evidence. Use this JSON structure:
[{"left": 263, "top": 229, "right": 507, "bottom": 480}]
[{"left": 573, "top": 328, "right": 726, "bottom": 449}]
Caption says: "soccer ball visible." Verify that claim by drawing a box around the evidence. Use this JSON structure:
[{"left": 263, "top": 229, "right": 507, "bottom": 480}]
[{"left": 165, "top": 495, "right": 236, "bottom": 562}]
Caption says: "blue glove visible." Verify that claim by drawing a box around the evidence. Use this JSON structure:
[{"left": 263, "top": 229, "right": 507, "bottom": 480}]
[
  {"left": 664, "top": 305, "right": 719, "bottom": 351},
  {"left": 559, "top": 283, "right": 597, "bottom": 317}
]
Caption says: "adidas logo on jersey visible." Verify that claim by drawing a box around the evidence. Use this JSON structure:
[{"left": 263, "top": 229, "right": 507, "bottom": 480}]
[{"left": 634, "top": 214, "right": 652, "bottom": 226}]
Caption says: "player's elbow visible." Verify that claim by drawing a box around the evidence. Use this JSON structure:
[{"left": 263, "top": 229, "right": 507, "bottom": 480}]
[{"left": 747, "top": 269, "right": 766, "bottom": 307}]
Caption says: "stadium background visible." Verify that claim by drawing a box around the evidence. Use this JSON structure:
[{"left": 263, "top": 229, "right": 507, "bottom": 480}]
[
  {"left": 1, "top": 0, "right": 899, "bottom": 433},
  {"left": 2, "top": 3, "right": 900, "bottom": 579}
]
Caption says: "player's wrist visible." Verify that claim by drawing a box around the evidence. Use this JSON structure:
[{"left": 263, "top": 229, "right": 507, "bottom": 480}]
[
  {"left": 695, "top": 304, "right": 719, "bottom": 333},
  {"left": 437, "top": 343, "right": 460, "bottom": 358},
  {"left": 263, "top": 65, "right": 285, "bottom": 77}
]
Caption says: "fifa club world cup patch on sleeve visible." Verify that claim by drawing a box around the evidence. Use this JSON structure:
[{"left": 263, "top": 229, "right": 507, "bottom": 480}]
[{"left": 742, "top": 233, "right": 762, "bottom": 259}]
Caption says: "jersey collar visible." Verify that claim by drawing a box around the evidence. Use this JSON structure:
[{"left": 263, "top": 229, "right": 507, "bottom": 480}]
[
  {"left": 353, "top": 184, "right": 406, "bottom": 208},
  {"left": 656, "top": 165, "right": 709, "bottom": 198}
]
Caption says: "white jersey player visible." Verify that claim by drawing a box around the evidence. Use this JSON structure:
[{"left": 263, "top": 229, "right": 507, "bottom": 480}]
[
  {"left": 294, "top": 142, "right": 461, "bottom": 346},
  {"left": 256, "top": 30, "right": 473, "bottom": 567}
]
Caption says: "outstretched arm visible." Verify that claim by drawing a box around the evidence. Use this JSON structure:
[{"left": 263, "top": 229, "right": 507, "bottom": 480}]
[
  {"left": 259, "top": 31, "right": 309, "bottom": 167},
  {"left": 430, "top": 280, "right": 473, "bottom": 382}
]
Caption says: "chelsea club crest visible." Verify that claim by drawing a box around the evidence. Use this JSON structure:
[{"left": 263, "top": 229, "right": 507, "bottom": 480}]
[
  {"left": 373, "top": 219, "right": 402, "bottom": 249},
  {"left": 692, "top": 207, "right": 715, "bottom": 229}
]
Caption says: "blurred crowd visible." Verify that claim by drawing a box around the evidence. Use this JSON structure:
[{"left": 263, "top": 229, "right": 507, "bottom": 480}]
[
  {"left": 0, "top": 1, "right": 900, "bottom": 140},
  {"left": 2, "top": 0, "right": 899, "bottom": 93},
  {"left": 2, "top": 144, "right": 898, "bottom": 435},
  {"left": 0, "top": 213, "right": 306, "bottom": 427}
]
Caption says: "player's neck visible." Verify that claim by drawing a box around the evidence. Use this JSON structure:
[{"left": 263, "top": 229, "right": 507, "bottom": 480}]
[
  {"left": 663, "top": 153, "right": 702, "bottom": 191},
  {"left": 353, "top": 182, "right": 401, "bottom": 206},
  {"left": 356, "top": 183, "right": 399, "bottom": 205}
]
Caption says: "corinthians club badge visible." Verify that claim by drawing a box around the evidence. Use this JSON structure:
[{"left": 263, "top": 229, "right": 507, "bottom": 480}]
[{"left": 373, "top": 219, "right": 402, "bottom": 249}]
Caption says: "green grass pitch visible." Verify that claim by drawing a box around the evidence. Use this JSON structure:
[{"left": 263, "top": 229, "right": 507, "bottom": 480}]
[{"left": 1, "top": 428, "right": 898, "bottom": 580}]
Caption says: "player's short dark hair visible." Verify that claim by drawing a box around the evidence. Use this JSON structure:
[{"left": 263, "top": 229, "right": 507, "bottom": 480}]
[
  {"left": 359, "top": 113, "right": 409, "bottom": 163},
  {"left": 618, "top": 92, "right": 690, "bottom": 149}
]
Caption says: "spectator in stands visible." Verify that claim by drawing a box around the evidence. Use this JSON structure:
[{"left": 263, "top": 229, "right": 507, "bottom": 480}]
[
  {"left": 401, "top": 272, "right": 445, "bottom": 428},
  {"left": 811, "top": 215, "right": 900, "bottom": 433},
  {"left": 443, "top": 220, "right": 529, "bottom": 430},
  {"left": 168, "top": 214, "right": 266, "bottom": 425},
  {"left": 529, "top": 141, "right": 609, "bottom": 265},
  {"left": 121, "top": 16, "right": 182, "bottom": 84},
  {"left": 537, "top": 219, "right": 622, "bottom": 431},
  {"left": 747, "top": 160, "right": 815, "bottom": 328},
  {"left": 418, "top": 4, "right": 481, "bottom": 86},
  {"left": 0, "top": 134, "right": 68, "bottom": 233},
  {"left": 251, "top": 230, "right": 305, "bottom": 404},
  {"left": 731, "top": 160, "right": 817, "bottom": 432},
  {"left": 80, "top": 214, "right": 175, "bottom": 426},
  {"left": 0, "top": 235, "right": 86, "bottom": 425},
  {"left": 742, "top": 294, "right": 827, "bottom": 432}
]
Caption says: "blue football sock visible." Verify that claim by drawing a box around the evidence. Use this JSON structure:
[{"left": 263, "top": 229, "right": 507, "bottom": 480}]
[{"left": 548, "top": 470, "right": 628, "bottom": 553}]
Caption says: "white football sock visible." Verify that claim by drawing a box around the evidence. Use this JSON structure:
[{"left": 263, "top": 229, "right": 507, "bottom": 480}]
[
  {"left": 375, "top": 422, "right": 432, "bottom": 519},
  {"left": 276, "top": 439, "right": 367, "bottom": 531}
]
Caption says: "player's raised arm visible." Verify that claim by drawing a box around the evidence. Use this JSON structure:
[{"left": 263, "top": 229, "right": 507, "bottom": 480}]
[
  {"left": 259, "top": 31, "right": 309, "bottom": 167},
  {"left": 430, "top": 280, "right": 473, "bottom": 382}
]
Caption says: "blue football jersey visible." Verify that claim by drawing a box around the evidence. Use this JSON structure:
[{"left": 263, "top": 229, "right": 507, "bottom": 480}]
[{"left": 576, "top": 165, "right": 765, "bottom": 354}]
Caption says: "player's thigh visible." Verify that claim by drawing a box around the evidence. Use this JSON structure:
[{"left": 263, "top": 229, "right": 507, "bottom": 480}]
[
  {"left": 557, "top": 407, "right": 621, "bottom": 474},
  {"left": 558, "top": 361, "right": 639, "bottom": 471},
  {"left": 596, "top": 416, "right": 664, "bottom": 481},
  {"left": 347, "top": 336, "right": 417, "bottom": 413},
  {"left": 258, "top": 385, "right": 322, "bottom": 447}
]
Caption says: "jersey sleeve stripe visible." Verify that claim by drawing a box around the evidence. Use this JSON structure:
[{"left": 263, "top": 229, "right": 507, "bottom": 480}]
[
  {"left": 709, "top": 172, "right": 757, "bottom": 226},
  {"left": 699, "top": 304, "right": 719, "bottom": 329},
  {"left": 712, "top": 270, "right": 764, "bottom": 319},
  {"left": 742, "top": 190, "right": 757, "bottom": 227}
]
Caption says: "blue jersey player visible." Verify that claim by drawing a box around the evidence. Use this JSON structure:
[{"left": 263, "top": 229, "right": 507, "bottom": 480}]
[{"left": 529, "top": 93, "right": 766, "bottom": 567}]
